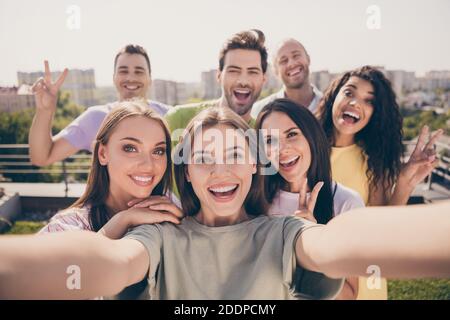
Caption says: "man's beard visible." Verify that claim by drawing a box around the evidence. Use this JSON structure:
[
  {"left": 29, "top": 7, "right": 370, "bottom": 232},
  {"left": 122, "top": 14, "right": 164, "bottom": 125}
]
[
  {"left": 285, "top": 67, "right": 310, "bottom": 90},
  {"left": 224, "top": 89, "right": 261, "bottom": 116}
]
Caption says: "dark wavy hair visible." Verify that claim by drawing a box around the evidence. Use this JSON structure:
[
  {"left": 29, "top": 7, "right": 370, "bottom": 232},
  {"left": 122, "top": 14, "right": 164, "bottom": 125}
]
[
  {"left": 173, "top": 107, "right": 269, "bottom": 217},
  {"left": 255, "top": 99, "right": 334, "bottom": 224},
  {"left": 316, "top": 65, "right": 403, "bottom": 191}
]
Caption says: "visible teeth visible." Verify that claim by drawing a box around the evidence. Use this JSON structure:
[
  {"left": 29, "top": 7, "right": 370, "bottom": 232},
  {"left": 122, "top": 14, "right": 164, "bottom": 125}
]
[
  {"left": 234, "top": 89, "right": 250, "bottom": 94},
  {"left": 280, "top": 156, "right": 299, "bottom": 164},
  {"left": 209, "top": 184, "right": 238, "bottom": 193},
  {"left": 132, "top": 176, "right": 153, "bottom": 182},
  {"left": 343, "top": 111, "right": 360, "bottom": 120},
  {"left": 288, "top": 68, "right": 301, "bottom": 76},
  {"left": 125, "top": 85, "right": 139, "bottom": 90}
]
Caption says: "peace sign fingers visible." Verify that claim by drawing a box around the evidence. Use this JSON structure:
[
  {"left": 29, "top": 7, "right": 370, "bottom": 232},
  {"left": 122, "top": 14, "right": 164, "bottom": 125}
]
[
  {"left": 44, "top": 60, "right": 52, "bottom": 85},
  {"left": 307, "top": 181, "right": 324, "bottom": 213},
  {"left": 42, "top": 60, "right": 68, "bottom": 93},
  {"left": 295, "top": 177, "right": 323, "bottom": 224},
  {"left": 410, "top": 126, "right": 429, "bottom": 159},
  {"left": 423, "top": 129, "right": 443, "bottom": 154},
  {"left": 297, "top": 177, "right": 308, "bottom": 210},
  {"left": 55, "top": 68, "right": 69, "bottom": 89}
]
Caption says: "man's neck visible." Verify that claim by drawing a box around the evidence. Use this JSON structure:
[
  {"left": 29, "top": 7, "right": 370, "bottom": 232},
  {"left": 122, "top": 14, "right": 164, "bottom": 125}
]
[
  {"left": 218, "top": 96, "right": 252, "bottom": 123},
  {"left": 118, "top": 95, "right": 147, "bottom": 102},
  {"left": 284, "top": 82, "right": 315, "bottom": 108}
]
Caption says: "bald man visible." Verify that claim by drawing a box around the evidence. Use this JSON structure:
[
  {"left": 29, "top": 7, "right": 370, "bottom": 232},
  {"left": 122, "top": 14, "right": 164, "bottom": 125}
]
[{"left": 251, "top": 39, "right": 322, "bottom": 118}]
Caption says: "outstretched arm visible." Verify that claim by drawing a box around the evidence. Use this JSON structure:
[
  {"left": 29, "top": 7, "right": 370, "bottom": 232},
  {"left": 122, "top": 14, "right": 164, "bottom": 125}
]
[
  {"left": 0, "top": 231, "right": 149, "bottom": 299},
  {"left": 296, "top": 201, "right": 450, "bottom": 279}
]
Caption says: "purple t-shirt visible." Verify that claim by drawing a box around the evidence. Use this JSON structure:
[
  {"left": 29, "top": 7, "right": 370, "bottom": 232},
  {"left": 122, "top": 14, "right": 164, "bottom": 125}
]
[{"left": 55, "top": 100, "right": 169, "bottom": 152}]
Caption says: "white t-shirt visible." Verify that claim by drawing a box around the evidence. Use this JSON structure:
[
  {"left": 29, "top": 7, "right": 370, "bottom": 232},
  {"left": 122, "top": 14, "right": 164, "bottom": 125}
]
[
  {"left": 251, "top": 84, "right": 323, "bottom": 119},
  {"left": 55, "top": 100, "right": 169, "bottom": 152},
  {"left": 268, "top": 182, "right": 365, "bottom": 217}
]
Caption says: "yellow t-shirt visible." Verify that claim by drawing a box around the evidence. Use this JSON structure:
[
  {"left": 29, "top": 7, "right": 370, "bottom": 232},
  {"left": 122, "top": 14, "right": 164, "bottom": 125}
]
[
  {"left": 331, "top": 144, "right": 370, "bottom": 205},
  {"left": 331, "top": 144, "right": 388, "bottom": 300}
]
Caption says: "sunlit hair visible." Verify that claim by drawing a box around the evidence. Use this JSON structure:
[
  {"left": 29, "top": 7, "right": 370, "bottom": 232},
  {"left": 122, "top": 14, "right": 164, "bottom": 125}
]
[
  {"left": 316, "top": 65, "right": 403, "bottom": 190},
  {"left": 256, "top": 98, "right": 334, "bottom": 224},
  {"left": 173, "top": 107, "right": 269, "bottom": 216},
  {"left": 219, "top": 29, "right": 268, "bottom": 73},
  {"left": 71, "top": 99, "right": 172, "bottom": 231}
]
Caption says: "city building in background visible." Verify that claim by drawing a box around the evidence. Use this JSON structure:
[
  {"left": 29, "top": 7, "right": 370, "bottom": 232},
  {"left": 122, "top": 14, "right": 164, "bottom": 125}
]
[
  {"left": 17, "top": 69, "right": 97, "bottom": 108},
  {"left": 93, "top": 86, "right": 117, "bottom": 105},
  {"left": 201, "top": 69, "right": 221, "bottom": 100},
  {"left": 3, "top": 66, "right": 449, "bottom": 112},
  {"left": 310, "top": 70, "right": 335, "bottom": 92},
  {"left": 150, "top": 79, "right": 178, "bottom": 106},
  {"left": 149, "top": 79, "right": 201, "bottom": 106},
  {"left": 263, "top": 66, "right": 282, "bottom": 92},
  {"left": 418, "top": 71, "right": 450, "bottom": 91},
  {"left": 0, "top": 85, "right": 35, "bottom": 112}
]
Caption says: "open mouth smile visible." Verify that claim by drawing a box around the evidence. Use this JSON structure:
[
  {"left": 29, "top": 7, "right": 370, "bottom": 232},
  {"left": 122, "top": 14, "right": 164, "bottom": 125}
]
[
  {"left": 287, "top": 67, "right": 303, "bottom": 77},
  {"left": 130, "top": 175, "right": 154, "bottom": 187},
  {"left": 279, "top": 155, "right": 300, "bottom": 169},
  {"left": 207, "top": 184, "right": 239, "bottom": 202},
  {"left": 233, "top": 88, "right": 252, "bottom": 105},
  {"left": 341, "top": 110, "right": 361, "bottom": 125},
  {"left": 123, "top": 83, "right": 142, "bottom": 91}
]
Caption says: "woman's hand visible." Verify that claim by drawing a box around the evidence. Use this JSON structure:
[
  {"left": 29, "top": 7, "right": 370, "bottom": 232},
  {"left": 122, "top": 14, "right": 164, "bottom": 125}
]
[
  {"left": 390, "top": 126, "right": 443, "bottom": 205},
  {"left": 99, "top": 196, "right": 183, "bottom": 239},
  {"left": 294, "top": 177, "right": 324, "bottom": 223},
  {"left": 401, "top": 126, "right": 443, "bottom": 186},
  {"left": 127, "top": 195, "right": 184, "bottom": 222},
  {"left": 31, "top": 60, "right": 68, "bottom": 113}
]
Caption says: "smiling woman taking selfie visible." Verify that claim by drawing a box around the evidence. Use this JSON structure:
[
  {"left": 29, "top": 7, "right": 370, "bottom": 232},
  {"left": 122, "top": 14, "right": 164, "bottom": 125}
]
[{"left": 0, "top": 107, "right": 449, "bottom": 300}]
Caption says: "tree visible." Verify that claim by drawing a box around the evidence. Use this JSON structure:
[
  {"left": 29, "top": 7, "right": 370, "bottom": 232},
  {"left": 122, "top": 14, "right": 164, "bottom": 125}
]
[
  {"left": 402, "top": 110, "right": 450, "bottom": 141},
  {"left": 0, "top": 91, "right": 86, "bottom": 182}
]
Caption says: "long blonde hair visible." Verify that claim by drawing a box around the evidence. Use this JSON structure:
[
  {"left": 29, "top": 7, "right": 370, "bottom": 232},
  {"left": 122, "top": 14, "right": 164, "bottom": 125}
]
[{"left": 71, "top": 100, "right": 173, "bottom": 231}]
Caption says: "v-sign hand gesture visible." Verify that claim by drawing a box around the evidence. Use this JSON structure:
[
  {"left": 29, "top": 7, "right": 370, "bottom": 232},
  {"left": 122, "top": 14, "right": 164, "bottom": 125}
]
[
  {"left": 31, "top": 60, "right": 68, "bottom": 112},
  {"left": 294, "top": 176, "right": 324, "bottom": 224},
  {"left": 399, "top": 125, "right": 443, "bottom": 188}
]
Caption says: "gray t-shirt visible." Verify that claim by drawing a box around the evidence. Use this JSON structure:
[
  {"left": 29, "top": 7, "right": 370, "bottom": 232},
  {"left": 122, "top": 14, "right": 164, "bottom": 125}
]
[{"left": 125, "top": 215, "right": 343, "bottom": 300}]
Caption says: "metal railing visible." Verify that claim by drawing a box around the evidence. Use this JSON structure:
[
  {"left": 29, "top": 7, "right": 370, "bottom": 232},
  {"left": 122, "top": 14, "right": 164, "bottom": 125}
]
[
  {"left": 1, "top": 140, "right": 449, "bottom": 197},
  {"left": 0, "top": 144, "right": 91, "bottom": 197}
]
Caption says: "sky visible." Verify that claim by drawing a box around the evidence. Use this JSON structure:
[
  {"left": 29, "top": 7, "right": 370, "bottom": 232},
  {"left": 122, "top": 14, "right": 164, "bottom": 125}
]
[{"left": 0, "top": 0, "right": 449, "bottom": 86}]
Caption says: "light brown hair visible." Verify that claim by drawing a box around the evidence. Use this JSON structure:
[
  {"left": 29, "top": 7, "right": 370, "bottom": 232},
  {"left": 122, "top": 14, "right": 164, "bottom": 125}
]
[
  {"left": 173, "top": 107, "right": 269, "bottom": 216},
  {"left": 71, "top": 100, "right": 172, "bottom": 231}
]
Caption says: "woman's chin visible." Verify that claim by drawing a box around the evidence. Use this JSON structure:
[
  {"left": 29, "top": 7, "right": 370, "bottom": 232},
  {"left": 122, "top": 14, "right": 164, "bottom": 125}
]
[{"left": 129, "top": 188, "right": 154, "bottom": 200}]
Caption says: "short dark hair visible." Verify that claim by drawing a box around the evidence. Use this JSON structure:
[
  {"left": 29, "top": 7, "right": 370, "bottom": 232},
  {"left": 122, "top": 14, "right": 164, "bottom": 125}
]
[
  {"left": 114, "top": 44, "right": 151, "bottom": 75},
  {"left": 219, "top": 29, "right": 268, "bottom": 73}
]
